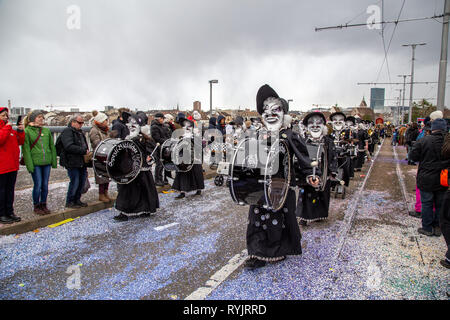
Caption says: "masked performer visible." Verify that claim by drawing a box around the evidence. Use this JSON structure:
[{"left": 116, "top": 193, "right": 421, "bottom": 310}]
[
  {"left": 244, "top": 85, "right": 318, "bottom": 269},
  {"left": 114, "top": 112, "right": 160, "bottom": 221},
  {"left": 329, "top": 112, "right": 351, "bottom": 187},
  {"left": 297, "top": 112, "right": 338, "bottom": 226},
  {"left": 172, "top": 113, "right": 205, "bottom": 199},
  {"left": 344, "top": 116, "right": 358, "bottom": 179},
  {"left": 355, "top": 119, "right": 369, "bottom": 172}
]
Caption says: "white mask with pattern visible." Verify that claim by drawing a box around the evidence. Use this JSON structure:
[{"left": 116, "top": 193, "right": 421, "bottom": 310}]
[{"left": 262, "top": 97, "right": 284, "bottom": 132}]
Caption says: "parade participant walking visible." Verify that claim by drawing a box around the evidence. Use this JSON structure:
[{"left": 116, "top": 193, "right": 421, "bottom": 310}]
[
  {"left": 0, "top": 107, "right": 25, "bottom": 224},
  {"left": 172, "top": 113, "right": 205, "bottom": 199},
  {"left": 439, "top": 131, "right": 450, "bottom": 269},
  {"left": 298, "top": 112, "right": 338, "bottom": 225},
  {"left": 22, "top": 110, "right": 57, "bottom": 215},
  {"left": 355, "top": 121, "right": 369, "bottom": 172},
  {"left": 409, "top": 118, "right": 450, "bottom": 237},
  {"left": 58, "top": 114, "right": 90, "bottom": 208},
  {"left": 151, "top": 113, "right": 171, "bottom": 186},
  {"left": 243, "top": 84, "right": 317, "bottom": 269},
  {"left": 89, "top": 111, "right": 111, "bottom": 202},
  {"left": 114, "top": 112, "right": 160, "bottom": 221}
]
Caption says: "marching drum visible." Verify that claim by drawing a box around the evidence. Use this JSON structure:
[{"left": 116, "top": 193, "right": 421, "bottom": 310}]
[
  {"left": 225, "top": 137, "right": 291, "bottom": 211},
  {"left": 93, "top": 139, "right": 143, "bottom": 184},
  {"left": 305, "top": 142, "right": 328, "bottom": 192},
  {"left": 160, "top": 138, "right": 196, "bottom": 172}
]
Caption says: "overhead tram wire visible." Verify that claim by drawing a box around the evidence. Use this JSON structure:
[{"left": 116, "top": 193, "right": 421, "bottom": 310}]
[{"left": 315, "top": 14, "right": 445, "bottom": 32}]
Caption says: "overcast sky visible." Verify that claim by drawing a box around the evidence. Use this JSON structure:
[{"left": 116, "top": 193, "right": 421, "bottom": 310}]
[{"left": 0, "top": 0, "right": 447, "bottom": 112}]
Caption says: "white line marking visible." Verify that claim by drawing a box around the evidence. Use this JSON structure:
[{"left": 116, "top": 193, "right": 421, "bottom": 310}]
[
  {"left": 185, "top": 249, "right": 248, "bottom": 300},
  {"left": 392, "top": 146, "right": 411, "bottom": 211},
  {"left": 154, "top": 222, "right": 179, "bottom": 231}
]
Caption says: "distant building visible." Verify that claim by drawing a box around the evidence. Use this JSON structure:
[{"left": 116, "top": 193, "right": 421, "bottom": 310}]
[
  {"left": 370, "top": 88, "right": 385, "bottom": 111},
  {"left": 193, "top": 101, "right": 201, "bottom": 112},
  {"left": 70, "top": 108, "right": 80, "bottom": 112},
  {"left": 104, "top": 106, "right": 114, "bottom": 112}
]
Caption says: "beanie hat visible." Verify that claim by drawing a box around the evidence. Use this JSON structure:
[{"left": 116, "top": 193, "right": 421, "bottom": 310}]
[
  {"left": 430, "top": 110, "right": 443, "bottom": 120},
  {"left": 154, "top": 113, "right": 164, "bottom": 119},
  {"left": 94, "top": 112, "right": 108, "bottom": 123},
  {"left": 0, "top": 107, "right": 8, "bottom": 114},
  {"left": 431, "top": 118, "right": 447, "bottom": 132},
  {"left": 164, "top": 114, "right": 174, "bottom": 122},
  {"left": 28, "top": 110, "right": 44, "bottom": 123}
]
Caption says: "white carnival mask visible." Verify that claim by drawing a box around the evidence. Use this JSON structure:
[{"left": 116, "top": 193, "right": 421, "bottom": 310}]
[
  {"left": 126, "top": 117, "right": 140, "bottom": 139},
  {"left": 307, "top": 115, "right": 325, "bottom": 140},
  {"left": 262, "top": 97, "right": 284, "bottom": 132},
  {"left": 331, "top": 115, "right": 345, "bottom": 132}
]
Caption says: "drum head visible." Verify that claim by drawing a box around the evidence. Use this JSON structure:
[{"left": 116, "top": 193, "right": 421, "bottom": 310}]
[
  {"left": 229, "top": 137, "right": 291, "bottom": 211},
  {"left": 93, "top": 139, "right": 143, "bottom": 184},
  {"left": 160, "top": 139, "right": 194, "bottom": 172}
]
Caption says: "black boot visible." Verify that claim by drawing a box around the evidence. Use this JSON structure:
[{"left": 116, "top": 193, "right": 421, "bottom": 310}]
[
  {"left": 113, "top": 213, "right": 128, "bottom": 221},
  {"left": 244, "top": 258, "right": 267, "bottom": 270},
  {"left": 195, "top": 190, "right": 201, "bottom": 196},
  {"left": 175, "top": 193, "right": 185, "bottom": 199}
]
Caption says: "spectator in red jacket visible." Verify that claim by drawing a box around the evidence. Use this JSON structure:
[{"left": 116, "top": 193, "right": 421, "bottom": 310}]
[{"left": 0, "top": 107, "right": 25, "bottom": 224}]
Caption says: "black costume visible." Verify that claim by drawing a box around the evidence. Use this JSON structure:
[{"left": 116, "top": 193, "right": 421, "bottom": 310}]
[
  {"left": 245, "top": 85, "right": 313, "bottom": 266},
  {"left": 114, "top": 114, "right": 159, "bottom": 220}
]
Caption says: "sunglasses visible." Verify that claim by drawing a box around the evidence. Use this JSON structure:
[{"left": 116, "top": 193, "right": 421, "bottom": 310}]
[{"left": 76, "top": 121, "right": 84, "bottom": 125}]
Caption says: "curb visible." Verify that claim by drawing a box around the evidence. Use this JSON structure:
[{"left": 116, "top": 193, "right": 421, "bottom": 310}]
[{"left": 0, "top": 170, "right": 218, "bottom": 236}]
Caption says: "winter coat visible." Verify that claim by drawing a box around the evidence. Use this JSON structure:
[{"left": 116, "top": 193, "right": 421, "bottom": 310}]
[
  {"left": 216, "top": 115, "right": 226, "bottom": 135},
  {"left": 442, "top": 133, "right": 450, "bottom": 161},
  {"left": 89, "top": 124, "right": 110, "bottom": 184},
  {"left": 409, "top": 131, "right": 450, "bottom": 192},
  {"left": 405, "top": 128, "right": 419, "bottom": 146},
  {"left": 23, "top": 125, "right": 57, "bottom": 173},
  {"left": 150, "top": 120, "right": 171, "bottom": 145},
  {"left": 111, "top": 118, "right": 129, "bottom": 140},
  {"left": 0, "top": 120, "right": 25, "bottom": 174},
  {"left": 208, "top": 117, "right": 217, "bottom": 130},
  {"left": 59, "top": 125, "right": 89, "bottom": 169}
]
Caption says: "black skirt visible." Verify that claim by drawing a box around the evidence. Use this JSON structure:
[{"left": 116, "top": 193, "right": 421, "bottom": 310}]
[
  {"left": 298, "top": 180, "right": 331, "bottom": 222},
  {"left": 115, "top": 170, "right": 159, "bottom": 215},
  {"left": 246, "top": 190, "right": 302, "bottom": 261},
  {"left": 172, "top": 164, "right": 205, "bottom": 192}
]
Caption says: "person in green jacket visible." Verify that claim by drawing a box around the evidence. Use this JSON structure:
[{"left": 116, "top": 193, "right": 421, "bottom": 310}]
[{"left": 22, "top": 110, "right": 57, "bottom": 215}]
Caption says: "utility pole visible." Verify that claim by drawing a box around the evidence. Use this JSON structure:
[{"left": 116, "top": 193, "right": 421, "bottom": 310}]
[
  {"left": 397, "top": 75, "right": 410, "bottom": 125},
  {"left": 437, "top": 0, "right": 450, "bottom": 111},
  {"left": 395, "top": 89, "right": 403, "bottom": 125},
  {"left": 209, "top": 80, "right": 218, "bottom": 117},
  {"left": 402, "top": 43, "right": 427, "bottom": 123}
]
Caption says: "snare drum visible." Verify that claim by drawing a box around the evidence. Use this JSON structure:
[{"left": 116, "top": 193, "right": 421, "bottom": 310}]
[
  {"left": 93, "top": 139, "right": 143, "bottom": 184},
  {"left": 160, "top": 138, "right": 195, "bottom": 172}
]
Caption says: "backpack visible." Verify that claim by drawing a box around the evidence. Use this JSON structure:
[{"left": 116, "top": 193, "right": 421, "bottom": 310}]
[{"left": 55, "top": 134, "right": 63, "bottom": 157}]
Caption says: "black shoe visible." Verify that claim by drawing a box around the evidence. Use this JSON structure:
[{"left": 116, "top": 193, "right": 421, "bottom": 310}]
[
  {"left": 440, "top": 259, "right": 450, "bottom": 269},
  {"left": 163, "top": 180, "right": 170, "bottom": 185},
  {"left": 244, "top": 258, "right": 267, "bottom": 270},
  {"left": 195, "top": 190, "right": 201, "bottom": 196},
  {"left": 433, "top": 226, "right": 442, "bottom": 237},
  {"left": 0, "top": 216, "right": 15, "bottom": 224},
  {"left": 300, "top": 220, "right": 307, "bottom": 226},
  {"left": 155, "top": 181, "right": 165, "bottom": 187},
  {"left": 9, "top": 214, "right": 21, "bottom": 222},
  {"left": 175, "top": 193, "right": 185, "bottom": 199},
  {"left": 113, "top": 213, "right": 128, "bottom": 221},
  {"left": 65, "top": 202, "right": 80, "bottom": 208},
  {"left": 75, "top": 200, "right": 88, "bottom": 207},
  {"left": 418, "top": 228, "right": 433, "bottom": 237},
  {"left": 409, "top": 211, "right": 421, "bottom": 218}
]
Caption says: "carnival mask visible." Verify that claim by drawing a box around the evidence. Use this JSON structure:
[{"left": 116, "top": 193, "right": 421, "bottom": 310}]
[
  {"left": 126, "top": 117, "right": 141, "bottom": 139},
  {"left": 307, "top": 116, "right": 325, "bottom": 140},
  {"left": 262, "top": 97, "right": 284, "bottom": 132},
  {"left": 331, "top": 115, "right": 345, "bottom": 132}
]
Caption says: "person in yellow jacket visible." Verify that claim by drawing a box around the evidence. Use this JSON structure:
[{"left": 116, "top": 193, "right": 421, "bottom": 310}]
[{"left": 22, "top": 110, "right": 57, "bottom": 215}]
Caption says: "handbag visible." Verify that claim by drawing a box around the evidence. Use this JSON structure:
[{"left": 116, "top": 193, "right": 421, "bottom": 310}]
[
  {"left": 83, "top": 151, "right": 93, "bottom": 168},
  {"left": 20, "top": 128, "right": 42, "bottom": 165}
]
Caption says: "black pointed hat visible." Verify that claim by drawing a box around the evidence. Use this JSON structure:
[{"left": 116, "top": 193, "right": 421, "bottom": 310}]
[
  {"left": 302, "top": 112, "right": 327, "bottom": 126},
  {"left": 329, "top": 112, "right": 346, "bottom": 122},
  {"left": 256, "top": 84, "right": 288, "bottom": 115},
  {"left": 345, "top": 116, "right": 356, "bottom": 125}
]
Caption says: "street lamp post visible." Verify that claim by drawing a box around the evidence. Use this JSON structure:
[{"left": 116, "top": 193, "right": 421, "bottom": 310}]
[
  {"left": 209, "top": 80, "right": 218, "bottom": 117},
  {"left": 402, "top": 43, "right": 426, "bottom": 124}
]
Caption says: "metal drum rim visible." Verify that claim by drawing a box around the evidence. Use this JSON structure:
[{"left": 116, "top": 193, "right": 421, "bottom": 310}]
[
  {"left": 105, "top": 139, "right": 143, "bottom": 185},
  {"left": 263, "top": 138, "right": 291, "bottom": 211}
]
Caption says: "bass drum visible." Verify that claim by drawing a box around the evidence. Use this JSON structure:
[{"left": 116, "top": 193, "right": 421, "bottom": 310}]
[
  {"left": 93, "top": 139, "right": 143, "bottom": 184},
  {"left": 229, "top": 137, "right": 291, "bottom": 211},
  {"left": 306, "top": 142, "right": 328, "bottom": 192},
  {"left": 160, "top": 138, "right": 194, "bottom": 173}
]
